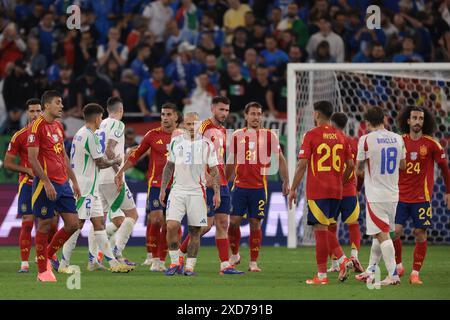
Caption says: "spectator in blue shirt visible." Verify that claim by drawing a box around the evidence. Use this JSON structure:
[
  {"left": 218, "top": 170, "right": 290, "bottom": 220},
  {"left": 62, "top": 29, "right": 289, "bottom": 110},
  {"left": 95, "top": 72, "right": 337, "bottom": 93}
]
[
  {"left": 199, "top": 12, "right": 225, "bottom": 47},
  {"left": 130, "top": 43, "right": 151, "bottom": 82},
  {"left": 260, "top": 35, "right": 289, "bottom": 74},
  {"left": 31, "top": 11, "right": 58, "bottom": 64},
  {"left": 392, "top": 36, "right": 424, "bottom": 62},
  {"left": 165, "top": 20, "right": 198, "bottom": 54},
  {"left": 86, "top": 0, "right": 120, "bottom": 44},
  {"left": 138, "top": 65, "right": 164, "bottom": 115}
]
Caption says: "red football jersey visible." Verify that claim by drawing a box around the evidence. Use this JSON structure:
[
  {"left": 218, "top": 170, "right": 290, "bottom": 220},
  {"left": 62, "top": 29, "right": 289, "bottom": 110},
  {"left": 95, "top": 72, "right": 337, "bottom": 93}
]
[
  {"left": 128, "top": 126, "right": 172, "bottom": 188},
  {"left": 231, "top": 128, "right": 280, "bottom": 189},
  {"left": 199, "top": 118, "right": 227, "bottom": 186},
  {"left": 342, "top": 134, "right": 358, "bottom": 197},
  {"left": 399, "top": 134, "right": 447, "bottom": 203},
  {"left": 6, "top": 125, "right": 32, "bottom": 185},
  {"left": 27, "top": 116, "right": 67, "bottom": 184},
  {"left": 298, "top": 125, "right": 351, "bottom": 200}
]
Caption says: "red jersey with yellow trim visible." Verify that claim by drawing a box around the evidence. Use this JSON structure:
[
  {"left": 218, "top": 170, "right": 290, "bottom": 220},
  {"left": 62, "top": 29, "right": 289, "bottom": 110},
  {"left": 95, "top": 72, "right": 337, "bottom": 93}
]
[
  {"left": 27, "top": 115, "right": 67, "bottom": 184},
  {"left": 342, "top": 135, "right": 358, "bottom": 197},
  {"left": 298, "top": 124, "right": 351, "bottom": 200},
  {"left": 6, "top": 125, "right": 33, "bottom": 185},
  {"left": 399, "top": 134, "right": 447, "bottom": 203},
  {"left": 231, "top": 128, "right": 280, "bottom": 189},
  {"left": 127, "top": 126, "right": 172, "bottom": 188},
  {"left": 199, "top": 118, "right": 227, "bottom": 186}
]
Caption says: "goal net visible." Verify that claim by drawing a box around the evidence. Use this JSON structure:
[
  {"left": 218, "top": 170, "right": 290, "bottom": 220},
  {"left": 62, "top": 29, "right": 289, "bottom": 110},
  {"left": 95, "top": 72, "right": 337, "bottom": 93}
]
[{"left": 287, "top": 63, "right": 450, "bottom": 247}]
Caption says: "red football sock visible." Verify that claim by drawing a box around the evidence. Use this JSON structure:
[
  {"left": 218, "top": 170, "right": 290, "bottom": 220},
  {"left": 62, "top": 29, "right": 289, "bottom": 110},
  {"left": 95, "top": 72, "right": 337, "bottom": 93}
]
[
  {"left": 215, "top": 238, "right": 230, "bottom": 262},
  {"left": 19, "top": 220, "right": 34, "bottom": 262},
  {"left": 145, "top": 222, "right": 152, "bottom": 253},
  {"left": 149, "top": 223, "right": 160, "bottom": 257},
  {"left": 228, "top": 225, "right": 241, "bottom": 255},
  {"left": 47, "top": 222, "right": 58, "bottom": 243},
  {"left": 328, "top": 224, "right": 337, "bottom": 258},
  {"left": 315, "top": 229, "right": 329, "bottom": 274},
  {"left": 180, "top": 235, "right": 190, "bottom": 254},
  {"left": 348, "top": 223, "right": 361, "bottom": 253},
  {"left": 393, "top": 237, "right": 402, "bottom": 264},
  {"left": 35, "top": 231, "right": 48, "bottom": 273},
  {"left": 249, "top": 229, "right": 262, "bottom": 262},
  {"left": 158, "top": 225, "right": 168, "bottom": 262},
  {"left": 327, "top": 227, "right": 344, "bottom": 260},
  {"left": 47, "top": 228, "right": 72, "bottom": 258},
  {"left": 413, "top": 240, "right": 427, "bottom": 272}
]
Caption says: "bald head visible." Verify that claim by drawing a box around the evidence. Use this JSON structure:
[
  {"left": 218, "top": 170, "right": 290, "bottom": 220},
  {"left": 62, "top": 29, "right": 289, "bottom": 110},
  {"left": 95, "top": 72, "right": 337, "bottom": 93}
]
[{"left": 184, "top": 112, "right": 200, "bottom": 139}]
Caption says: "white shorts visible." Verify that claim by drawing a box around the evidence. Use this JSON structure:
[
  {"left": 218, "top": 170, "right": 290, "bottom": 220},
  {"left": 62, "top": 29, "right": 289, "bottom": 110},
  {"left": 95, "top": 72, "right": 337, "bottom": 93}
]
[
  {"left": 108, "top": 208, "right": 125, "bottom": 221},
  {"left": 77, "top": 195, "right": 103, "bottom": 220},
  {"left": 365, "top": 201, "right": 397, "bottom": 236},
  {"left": 166, "top": 192, "right": 207, "bottom": 227},
  {"left": 98, "top": 182, "right": 135, "bottom": 214}
]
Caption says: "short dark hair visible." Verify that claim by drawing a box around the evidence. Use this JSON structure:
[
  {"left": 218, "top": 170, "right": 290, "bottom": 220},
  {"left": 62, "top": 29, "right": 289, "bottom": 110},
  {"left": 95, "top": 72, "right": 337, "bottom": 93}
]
[
  {"left": 364, "top": 106, "right": 385, "bottom": 127},
  {"left": 211, "top": 96, "right": 230, "bottom": 105},
  {"left": 313, "top": 101, "right": 333, "bottom": 119},
  {"left": 83, "top": 103, "right": 104, "bottom": 121},
  {"left": 397, "top": 105, "right": 437, "bottom": 135},
  {"left": 331, "top": 112, "right": 348, "bottom": 129},
  {"left": 244, "top": 101, "right": 263, "bottom": 114},
  {"left": 107, "top": 96, "right": 123, "bottom": 112},
  {"left": 161, "top": 102, "right": 178, "bottom": 112},
  {"left": 26, "top": 98, "right": 41, "bottom": 109},
  {"left": 41, "top": 90, "right": 61, "bottom": 108}
]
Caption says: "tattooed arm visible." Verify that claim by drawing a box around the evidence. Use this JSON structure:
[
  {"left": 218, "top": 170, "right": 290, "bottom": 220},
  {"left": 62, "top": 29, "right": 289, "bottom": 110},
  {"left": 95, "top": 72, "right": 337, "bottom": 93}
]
[
  {"left": 159, "top": 161, "right": 175, "bottom": 206},
  {"left": 209, "top": 165, "right": 221, "bottom": 209}
]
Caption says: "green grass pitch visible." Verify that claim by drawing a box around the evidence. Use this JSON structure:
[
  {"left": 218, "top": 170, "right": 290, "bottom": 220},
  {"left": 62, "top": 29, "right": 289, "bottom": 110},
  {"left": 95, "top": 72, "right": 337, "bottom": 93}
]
[{"left": 1, "top": 245, "right": 449, "bottom": 300}]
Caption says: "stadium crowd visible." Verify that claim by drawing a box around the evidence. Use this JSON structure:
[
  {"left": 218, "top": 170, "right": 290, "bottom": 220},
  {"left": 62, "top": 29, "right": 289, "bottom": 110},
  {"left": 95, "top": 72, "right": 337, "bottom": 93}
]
[{"left": 1, "top": 0, "right": 450, "bottom": 135}]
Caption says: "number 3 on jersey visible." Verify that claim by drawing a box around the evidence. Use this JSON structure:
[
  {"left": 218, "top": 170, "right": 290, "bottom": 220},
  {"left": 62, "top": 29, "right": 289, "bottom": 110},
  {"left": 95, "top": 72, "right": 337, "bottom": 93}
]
[{"left": 317, "top": 143, "right": 343, "bottom": 172}]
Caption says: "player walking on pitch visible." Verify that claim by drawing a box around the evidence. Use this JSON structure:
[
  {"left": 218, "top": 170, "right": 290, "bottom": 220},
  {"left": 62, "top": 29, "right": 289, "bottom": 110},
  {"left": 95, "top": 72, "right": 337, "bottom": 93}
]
[
  {"left": 327, "top": 112, "right": 365, "bottom": 273},
  {"left": 4, "top": 99, "right": 43, "bottom": 273},
  {"left": 355, "top": 106, "right": 406, "bottom": 286},
  {"left": 392, "top": 106, "right": 450, "bottom": 284},
  {"left": 97, "top": 96, "right": 138, "bottom": 268},
  {"left": 288, "top": 101, "right": 354, "bottom": 284},
  {"left": 226, "top": 102, "right": 289, "bottom": 272},
  {"left": 159, "top": 112, "right": 221, "bottom": 276},
  {"left": 116, "top": 103, "right": 180, "bottom": 271},
  {"left": 179, "top": 96, "right": 244, "bottom": 275},
  {"left": 27, "top": 90, "right": 81, "bottom": 282},
  {"left": 58, "top": 103, "right": 132, "bottom": 273}
]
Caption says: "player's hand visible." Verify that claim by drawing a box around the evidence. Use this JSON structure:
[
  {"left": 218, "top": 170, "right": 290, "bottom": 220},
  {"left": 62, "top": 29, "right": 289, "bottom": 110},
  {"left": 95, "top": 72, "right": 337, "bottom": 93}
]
[
  {"left": 205, "top": 173, "right": 213, "bottom": 188},
  {"left": 282, "top": 180, "right": 290, "bottom": 196},
  {"left": 72, "top": 182, "right": 81, "bottom": 200},
  {"left": 44, "top": 181, "right": 57, "bottom": 201},
  {"left": 114, "top": 172, "right": 123, "bottom": 192},
  {"left": 288, "top": 189, "right": 297, "bottom": 210},
  {"left": 445, "top": 193, "right": 450, "bottom": 210},
  {"left": 114, "top": 156, "right": 122, "bottom": 166},
  {"left": 213, "top": 192, "right": 221, "bottom": 210},
  {"left": 159, "top": 190, "right": 167, "bottom": 207},
  {"left": 25, "top": 167, "right": 34, "bottom": 177}
]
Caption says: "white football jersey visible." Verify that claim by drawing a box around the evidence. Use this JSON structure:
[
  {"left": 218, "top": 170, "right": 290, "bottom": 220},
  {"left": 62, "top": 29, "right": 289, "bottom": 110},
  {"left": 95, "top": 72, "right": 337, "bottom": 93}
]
[
  {"left": 70, "top": 126, "right": 103, "bottom": 197},
  {"left": 168, "top": 134, "right": 218, "bottom": 195},
  {"left": 357, "top": 129, "right": 406, "bottom": 203},
  {"left": 96, "top": 118, "right": 125, "bottom": 184}
]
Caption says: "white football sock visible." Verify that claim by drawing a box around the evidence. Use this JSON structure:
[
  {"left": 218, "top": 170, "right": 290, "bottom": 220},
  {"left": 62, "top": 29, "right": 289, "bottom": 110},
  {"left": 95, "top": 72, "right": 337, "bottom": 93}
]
[
  {"left": 367, "top": 238, "right": 382, "bottom": 273},
  {"left": 169, "top": 250, "right": 180, "bottom": 265},
  {"left": 106, "top": 222, "right": 118, "bottom": 250},
  {"left": 62, "top": 229, "right": 81, "bottom": 265},
  {"left": 88, "top": 226, "right": 98, "bottom": 263},
  {"left": 114, "top": 217, "right": 135, "bottom": 257},
  {"left": 318, "top": 272, "right": 327, "bottom": 279},
  {"left": 331, "top": 258, "right": 339, "bottom": 269},
  {"left": 21, "top": 261, "right": 29, "bottom": 268},
  {"left": 351, "top": 248, "right": 358, "bottom": 259},
  {"left": 380, "top": 239, "right": 397, "bottom": 277},
  {"left": 147, "top": 252, "right": 153, "bottom": 260},
  {"left": 94, "top": 230, "right": 118, "bottom": 267},
  {"left": 220, "top": 261, "right": 231, "bottom": 269},
  {"left": 186, "top": 258, "right": 197, "bottom": 271}
]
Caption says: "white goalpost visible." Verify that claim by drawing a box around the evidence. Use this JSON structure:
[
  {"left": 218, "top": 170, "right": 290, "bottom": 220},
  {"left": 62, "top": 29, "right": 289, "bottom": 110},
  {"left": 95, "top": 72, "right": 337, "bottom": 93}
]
[{"left": 287, "top": 63, "right": 450, "bottom": 248}]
